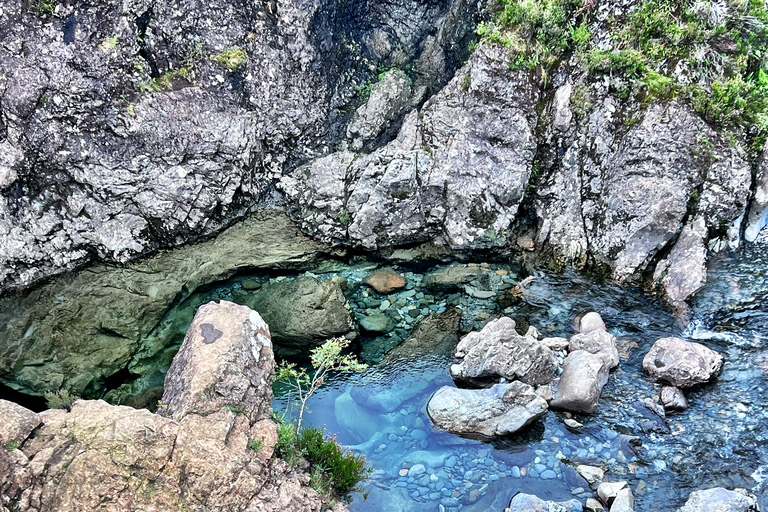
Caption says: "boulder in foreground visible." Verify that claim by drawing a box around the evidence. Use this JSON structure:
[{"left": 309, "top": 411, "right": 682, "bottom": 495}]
[{"left": 677, "top": 487, "right": 758, "bottom": 512}]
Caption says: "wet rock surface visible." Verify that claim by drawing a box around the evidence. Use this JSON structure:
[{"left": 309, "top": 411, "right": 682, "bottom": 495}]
[
  {"left": 451, "top": 316, "right": 558, "bottom": 387},
  {"left": 427, "top": 381, "right": 548, "bottom": 438},
  {"left": 246, "top": 275, "right": 356, "bottom": 355},
  {"left": 659, "top": 386, "right": 689, "bottom": 413},
  {"left": 677, "top": 488, "right": 759, "bottom": 512},
  {"left": 506, "top": 493, "right": 583, "bottom": 512},
  {"left": 550, "top": 350, "right": 611, "bottom": 414},
  {"left": 642, "top": 337, "right": 724, "bottom": 388}
]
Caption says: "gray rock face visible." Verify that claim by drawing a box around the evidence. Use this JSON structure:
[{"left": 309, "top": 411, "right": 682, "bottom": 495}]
[
  {"left": 0, "top": 210, "right": 325, "bottom": 400},
  {"left": 550, "top": 350, "right": 611, "bottom": 414},
  {"left": 451, "top": 317, "right": 558, "bottom": 387},
  {"left": 535, "top": 100, "right": 751, "bottom": 283},
  {"left": 643, "top": 337, "right": 724, "bottom": 388},
  {"left": 280, "top": 43, "right": 539, "bottom": 251},
  {"left": 677, "top": 488, "right": 759, "bottom": 512},
  {"left": 427, "top": 381, "right": 548, "bottom": 437},
  {"left": 653, "top": 217, "right": 708, "bottom": 305},
  {"left": 660, "top": 386, "right": 689, "bottom": 413},
  {"left": 507, "top": 493, "right": 583, "bottom": 512},
  {"left": 347, "top": 69, "right": 413, "bottom": 147},
  {"left": 0, "top": 400, "right": 41, "bottom": 446},
  {"left": 247, "top": 275, "right": 356, "bottom": 356},
  {"left": 745, "top": 141, "right": 768, "bottom": 242},
  {"left": 159, "top": 301, "right": 275, "bottom": 423},
  {"left": 0, "top": 0, "right": 477, "bottom": 293}
]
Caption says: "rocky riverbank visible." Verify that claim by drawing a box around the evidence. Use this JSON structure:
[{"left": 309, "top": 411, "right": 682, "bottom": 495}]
[{"left": 1, "top": 300, "right": 345, "bottom": 512}]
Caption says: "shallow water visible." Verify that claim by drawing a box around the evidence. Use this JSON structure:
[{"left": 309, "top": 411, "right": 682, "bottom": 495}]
[{"left": 269, "top": 245, "right": 768, "bottom": 511}]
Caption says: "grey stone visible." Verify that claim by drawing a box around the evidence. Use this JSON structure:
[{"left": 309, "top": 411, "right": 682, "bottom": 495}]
[
  {"left": 610, "top": 487, "right": 634, "bottom": 511},
  {"left": 451, "top": 317, "right": 558, "bottom": 387},
  {"left": 423, "top": 265, "right": 488, "bottom": 291},
  {"left": 158, "top": 301, "right": 274, "bottom": 423},
  {"left": 359, "top": 311, "right": 395, "bottom": 334},
  {"left": 576, "top": 465, "right": 605, "bottom": 488},
  {"left": 550, "top": 350, "right": 612, "bottom": 414},
  {"left": 745, "top": 140, "right": 768, "bottom": 242},
  {"left": 578, "top": 312, "right": 607, "bottom": 333},
  {"left": 569, "top": 329, "right": 620, "bottom": 368},
  {"left": 247, "top": 275, "right": 356, "bottom": 355},
  {"left": 660, "top": 386, "right": 689, "bottom": 413},
  {"left": 597, "top": 481, "right": 628, "bottom": 507},
  {"left": 677, "top": 488, "right": 758, "bottom": 512},
  {"left": 347, "top": 69, "right": 413, "bottom": 145},
  {"left": 508, "top": 493, "right": 583, "bottom": 512},
  {"left": 384, "top": 309, "right": 462, "bottom": 360},
  {"left": 0, "top": 399, "right": 41, "bottom": 446},
  {"left": 427, "top": 381, "right": 547, "bottom": 438},
  {"left": 643, "top": 337, "right": 724, "bottom": 388}
]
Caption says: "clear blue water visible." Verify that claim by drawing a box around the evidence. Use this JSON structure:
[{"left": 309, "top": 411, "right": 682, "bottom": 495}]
[{"left": 269, "top": 242, "right": 768, "bottom": 511}]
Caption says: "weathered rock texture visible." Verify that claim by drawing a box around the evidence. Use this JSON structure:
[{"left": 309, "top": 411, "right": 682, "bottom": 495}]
[
  {"left": 643, "top": 337, "right": 724, "bottom": 388},
  {"left": 279, "top": 44, "right": 538, "bottom": 251},
  {"left": 451, "top": 316, "right": 557, "bottom": 386},
  {"left": 550, "top": 350, "right": 611, "bottom": 414},
  {"left": 0, "top": 301, "right": 346, "bottom": 512},
  {"left": 0, "top": 399, "right": 40, "bottom": 445},
  {"left": 0, "top": 210, "right": 326, "bottom": 400},
  {"left": 0, "top": 0, "right": 478, "bottom": 293},
  {"left": 427, "top": 381, "right": 548, "bottom": 438},
  {"left": 159, "top": 301, "right": 275, "bottom": 422},
  {"left": 506, "top": 493, "right": 583, "bottom": 512}
]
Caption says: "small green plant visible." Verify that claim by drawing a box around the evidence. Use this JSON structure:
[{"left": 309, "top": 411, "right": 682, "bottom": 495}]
[
  {"left": 45, "top": 389, "right": 77, "bottom": 411},
  {"left": 32, "top": 0, "right": 58, "bottom": 16},
  {"left": 4, "top": 441, "right": 20, "bottom": 451},
  {"left": 276, "top": 337, "right": 367, "bottom": 434},
  {"left": 333, "top": 210, "right": 351, "bottom": 227},
  {"left": 225, "top": 404, "right": 247, "bottom": 416},
  {"left": 248, "top": 438, "right": 264, "bottom": 452},
  {"left": 213, "top": 48, "right": 247, "bottom": 71},
  {"left": 275, "top": 422, "right": 370, "bottom": 496},
  {"left": 99, "top": 36, "right": 118, "bottom": 51},
  {"left": 461, "top": 74, "right": 472, "bottom": 91},
  {"left": 139, "top": 67, "right": 193, "bottom": 93}
]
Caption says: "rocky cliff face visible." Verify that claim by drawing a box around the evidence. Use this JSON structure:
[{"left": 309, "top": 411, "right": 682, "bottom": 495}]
[{"left": 0, "top": 0, "right": 478, "bottom": 292}]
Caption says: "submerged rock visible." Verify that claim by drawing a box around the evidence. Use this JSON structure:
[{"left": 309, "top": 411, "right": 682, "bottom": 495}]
[
  {"left": 364, "top": 268, "right": 407, "bottom": 294},
  {"left": 422, "top": 264, "right": 488, "bottom": 291},
  {"left": 677, "top": 487, "right": 759, "bottom": 512},
  {"left": 158, "top": 301, "right": 274, "bottom": 423},
  {"left": 247, "top": 275, "right": 356, "bottom": 356},
  {"left": 643, "top": 337, "right": 724, "bottom": 388},
  {"left": 506, "top": 493, "right": 583, "bottom": 512},
  {"left": 427, "top": 381, "right": 547, "bottom": 438},
  {"left": 384, "top": 308, "right": 462, "bottom": 360},
  {"left": 550, "top": 350, "right": 611, "bottom": 414},
  {"left": 451, "top": 317, "right": 557, "bottom": 387}
]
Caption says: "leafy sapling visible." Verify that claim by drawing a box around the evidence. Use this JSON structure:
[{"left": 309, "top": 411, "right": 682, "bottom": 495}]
[{"left": 275, "top": 337, "right": 367, "bottom": 434}]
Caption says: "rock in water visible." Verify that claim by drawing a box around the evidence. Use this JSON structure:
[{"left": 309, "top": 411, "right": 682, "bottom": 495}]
[
  {"left": 427, "top": 381, "right": 547, "bottom": 438},
  {"left": 423, "top": 265, "right": 488, "bottom": 291},
  {"left": 507, "top": 493, "right": 583, "bottom": 512},
  {"left": 643, "top": 337, "right": 723, "bottom": 388},
  {"left": 364, "top": 268, "right": 407, "bottom": 294},
  {"left": 550, "top": 350, "right": 611, "bottom": 414},
  {"left": 677, "top": 488, "right": 759, "bottom": 512},
  {"left": 451, "top": 317, "right": 558, "bottom": 387},
  {"left": 159, "top": 300, "right": 275, "bottom": 423},
  {"left": 660, "top": 386, "right": 689, "bottom": 413},
  {"left": 384, "top": 308, "right": 462, "bottom": 360},
  {"left": 0, "top": 399, "right": 41, "bottom": 446},
  {"left": 247, "top": 275, "right": 356, "bottom": 356},
  {"left": 578, "top": 312, "right": 607, "bottom": 333},
  {"left": 569, "top": 329, "right": 620, "bottom": 368}
]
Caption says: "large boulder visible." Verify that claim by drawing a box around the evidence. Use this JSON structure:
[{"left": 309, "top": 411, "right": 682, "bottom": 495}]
[
  {"left": 384, "top": 308, "right": 462, "bottom": 360},
  {"left": 643, "top": 337, "right": 724, "bottom": 388},
  {"left": 247, "top": 275, "right": 356, "bottom": 356},
  {"left": 427, "top": 381, "right": 547, "bottom": 437},
  {"left": 677, "top": 488, "right": 758, "bottom": 512},
  {"left": 451, "top": 317, "right": 558, "bottom": 386},
  {"left": 568, "top": 328, "right": 619, "bottom": 369},
  {"left": 550, "top": 350, "right": 611, "bottom": 414},
  {"left": 745, "top": 141, "right": 768, "bottom": 242},
  {"left": 0, "top": 400, "right": 41, "bottom": 446},
  {"left": 158, "top": 301, "right": 275, "bottom": 423},
  {"left": 652, "top": 218, "right": 708, "bottom": 306}
]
